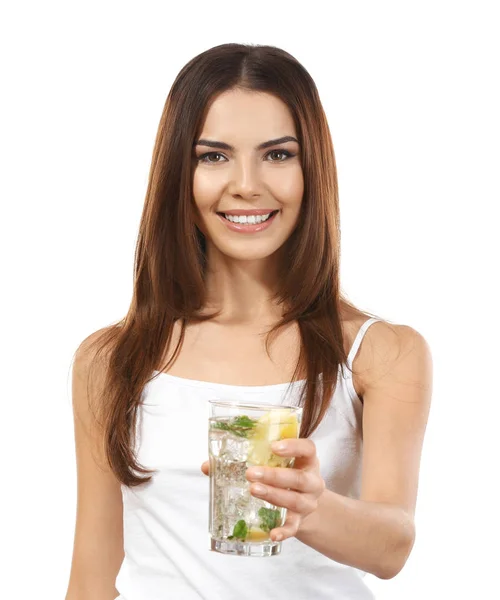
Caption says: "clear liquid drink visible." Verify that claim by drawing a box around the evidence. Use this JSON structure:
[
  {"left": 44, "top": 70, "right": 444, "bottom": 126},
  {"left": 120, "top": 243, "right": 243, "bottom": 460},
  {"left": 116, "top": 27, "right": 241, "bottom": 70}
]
[{"left": 208, "top": 400, "right": 302, "bottom": 557}]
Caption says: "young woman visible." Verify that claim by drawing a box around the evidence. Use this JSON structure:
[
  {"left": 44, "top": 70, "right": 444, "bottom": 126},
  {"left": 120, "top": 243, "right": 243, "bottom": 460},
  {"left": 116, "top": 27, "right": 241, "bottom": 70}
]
[{"left": 65, "top": 43, "right": 433, "bottom": 600}]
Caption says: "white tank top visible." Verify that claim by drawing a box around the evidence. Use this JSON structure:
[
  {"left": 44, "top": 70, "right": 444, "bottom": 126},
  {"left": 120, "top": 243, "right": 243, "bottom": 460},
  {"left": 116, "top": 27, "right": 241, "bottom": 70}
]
[{"left": 114, "top": 318, "right": 380, "bottom": 600}]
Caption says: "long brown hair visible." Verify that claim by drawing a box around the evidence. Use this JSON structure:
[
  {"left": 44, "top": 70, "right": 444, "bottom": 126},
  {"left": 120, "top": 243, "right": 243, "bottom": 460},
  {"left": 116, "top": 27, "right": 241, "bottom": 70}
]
[{"left": 78, "top": 43, "right": 386, "bottom": 487}]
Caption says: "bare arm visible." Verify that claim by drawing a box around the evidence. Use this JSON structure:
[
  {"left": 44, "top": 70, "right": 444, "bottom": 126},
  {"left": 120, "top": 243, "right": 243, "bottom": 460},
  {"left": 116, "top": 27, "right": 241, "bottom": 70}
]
[
  {"left": 295, "top": 486, "right": 414, "bottom": 579},
  {"left": 296, "top": 324, "right": 433, "bottom": 578},
  {"left": 65, "top": 329, "right": 125, "bottom": 600}
]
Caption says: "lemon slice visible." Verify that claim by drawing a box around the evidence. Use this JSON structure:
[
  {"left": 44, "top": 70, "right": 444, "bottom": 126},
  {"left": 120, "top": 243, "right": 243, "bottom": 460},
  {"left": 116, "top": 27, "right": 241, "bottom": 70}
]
[
  {"left": 247, "top": 409, "right": 298, "bottom": 466},
  {"left": 254, "top": 408, "right": 298, "bottom": 440},
  {"left": 279, "top": 416, "right": 299, "bottom": 440},
  {"left": 245, "top": 526, "right": 269, "bottom": 542}
]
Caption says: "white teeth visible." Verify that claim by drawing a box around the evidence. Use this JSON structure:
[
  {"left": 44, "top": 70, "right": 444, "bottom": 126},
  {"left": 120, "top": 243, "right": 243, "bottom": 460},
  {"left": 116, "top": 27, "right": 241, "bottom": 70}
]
[{"left": 224, "top": 212, "right": 273, "bottom": 224}]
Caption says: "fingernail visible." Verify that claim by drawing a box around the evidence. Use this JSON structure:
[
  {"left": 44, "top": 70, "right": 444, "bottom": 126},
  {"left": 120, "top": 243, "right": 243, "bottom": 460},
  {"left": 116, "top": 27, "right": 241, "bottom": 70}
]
[
  {"left": 272, "top": 442, "right": 287, "bottom": 452},
  {"left": 274, "top": 533, "right": 283, "bottom": 541},
  {"left": 252, "top": 483, "right": 267, "bottom": 495},
  {"left": 248, "top": 469, "right": 264, "bottom": 479}
]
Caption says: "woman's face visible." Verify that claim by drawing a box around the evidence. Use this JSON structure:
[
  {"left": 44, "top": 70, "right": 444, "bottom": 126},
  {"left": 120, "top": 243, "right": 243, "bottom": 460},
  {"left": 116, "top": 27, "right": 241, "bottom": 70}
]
[{"left": 192, "top": 89, "right": 304, "bottom": 263}]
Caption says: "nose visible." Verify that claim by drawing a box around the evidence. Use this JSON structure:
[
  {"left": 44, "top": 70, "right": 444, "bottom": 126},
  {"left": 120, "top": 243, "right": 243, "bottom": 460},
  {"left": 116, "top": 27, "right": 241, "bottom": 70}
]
[{"left": 227, "top": 158, "right": 261, "bottom": 200}]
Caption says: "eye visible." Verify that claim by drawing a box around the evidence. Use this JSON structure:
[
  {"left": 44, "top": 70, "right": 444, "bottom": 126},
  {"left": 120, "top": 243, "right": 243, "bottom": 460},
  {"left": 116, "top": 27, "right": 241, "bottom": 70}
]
[
  {"left": 266, "top": 149, "right": 294, "bottom": 162},
  {"left": 197, "top": 152, "right": 227, "bottom": 164}
]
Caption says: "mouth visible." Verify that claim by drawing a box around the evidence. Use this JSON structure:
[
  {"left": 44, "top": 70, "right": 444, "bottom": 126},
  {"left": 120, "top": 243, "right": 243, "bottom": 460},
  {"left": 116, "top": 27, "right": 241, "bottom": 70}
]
[
  {"left": 216, "top": 210, "right": 279, "bottom": 224},
  {"left": 215, "top": 209, "right": 280, "bottom": 233}
]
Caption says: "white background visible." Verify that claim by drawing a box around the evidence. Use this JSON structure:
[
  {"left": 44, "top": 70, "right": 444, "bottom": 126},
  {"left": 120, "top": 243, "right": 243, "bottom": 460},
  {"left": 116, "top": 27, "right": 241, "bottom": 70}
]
[{"left": 2, "top": 1, "right": 498, "bottom": 598}]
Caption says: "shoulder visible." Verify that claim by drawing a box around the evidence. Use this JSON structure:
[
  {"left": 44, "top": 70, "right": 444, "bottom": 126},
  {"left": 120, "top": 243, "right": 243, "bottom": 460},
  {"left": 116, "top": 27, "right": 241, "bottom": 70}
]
[
  {"left": 356, "top": 320, "right": 433, "bottom": 397},
  {"left": 72, "top": 326, "right": 117, "bottom": 414},
  {"left": 75, "top": 326, "right": 110, "bottom": 358},
  {"left": 74, "top": 326, "right": 115, "bottom": 376}
]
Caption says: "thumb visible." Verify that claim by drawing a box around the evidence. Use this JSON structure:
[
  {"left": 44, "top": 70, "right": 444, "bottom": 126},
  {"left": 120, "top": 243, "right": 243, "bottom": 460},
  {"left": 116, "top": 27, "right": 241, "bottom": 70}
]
[{"left": 201, "top": 460, "right": 210, "bottom": 476}]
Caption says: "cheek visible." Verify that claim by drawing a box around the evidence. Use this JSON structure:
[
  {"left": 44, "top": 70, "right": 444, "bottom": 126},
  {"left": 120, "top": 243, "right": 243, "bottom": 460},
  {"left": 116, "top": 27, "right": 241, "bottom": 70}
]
[
  {"left": 191, "top": 176, "right": 212, "bottom": 234},
  {"left": 272, "top": 169, "right": 303, "bottom": 209},
  {"left": 192, "top": 170, "right": 221, "bottom": 212},
  {"left": 192, "top": 185, "right": 220, "bottom": 239}
]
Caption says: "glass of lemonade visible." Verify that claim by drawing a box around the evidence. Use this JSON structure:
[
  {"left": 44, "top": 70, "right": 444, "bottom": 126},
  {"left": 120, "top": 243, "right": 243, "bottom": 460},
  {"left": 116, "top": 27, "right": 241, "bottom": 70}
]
[{"left": 208, "top": 399, "right": 303, "bottom": 557}]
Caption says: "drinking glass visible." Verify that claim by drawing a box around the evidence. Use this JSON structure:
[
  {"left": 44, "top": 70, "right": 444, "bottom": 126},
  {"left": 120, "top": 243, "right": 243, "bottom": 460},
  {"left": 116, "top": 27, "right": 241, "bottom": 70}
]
[{"left": 208, "top": 399, "right": 303, "bottom": 557}]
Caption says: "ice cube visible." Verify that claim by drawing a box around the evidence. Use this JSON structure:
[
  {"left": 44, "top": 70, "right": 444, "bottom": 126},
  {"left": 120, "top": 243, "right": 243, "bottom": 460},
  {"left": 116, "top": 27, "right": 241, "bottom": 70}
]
[
  {"left": 223, "top": 483, "right": 251, "bottom": 518},
  {"left": 220, "top": 432, "right": 250, "bottom": 462}
]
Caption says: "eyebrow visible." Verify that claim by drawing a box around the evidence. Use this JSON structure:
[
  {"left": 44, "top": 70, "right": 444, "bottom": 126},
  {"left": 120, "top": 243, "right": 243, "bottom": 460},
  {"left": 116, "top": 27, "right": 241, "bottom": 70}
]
[{"left": 194, "top": 135, "right": 299, "bottom": 152}]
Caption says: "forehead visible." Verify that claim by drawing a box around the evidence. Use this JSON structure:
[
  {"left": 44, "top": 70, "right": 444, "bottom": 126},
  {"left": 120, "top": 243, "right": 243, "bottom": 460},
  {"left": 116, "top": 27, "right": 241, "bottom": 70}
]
[{"left": 200, "top": 89, "right": 296, "bottom": 140}]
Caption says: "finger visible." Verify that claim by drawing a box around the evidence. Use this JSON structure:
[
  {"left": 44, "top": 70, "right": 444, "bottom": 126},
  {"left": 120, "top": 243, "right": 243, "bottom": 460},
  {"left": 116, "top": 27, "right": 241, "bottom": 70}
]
[
  {"left": 249, "top": 483, "right": 318, "bottom": 514},
  {"left": 271, "top": 438, "right": 319, "bottom": 467},
  {"left": 201, "top": 460, "right": 209, "bottom": 476},
  {"left": 270, "top": 510, "right": 301, "bottom": 542},
  {"left": 247, "top": 466, "right": 322, "bottom": 494}
]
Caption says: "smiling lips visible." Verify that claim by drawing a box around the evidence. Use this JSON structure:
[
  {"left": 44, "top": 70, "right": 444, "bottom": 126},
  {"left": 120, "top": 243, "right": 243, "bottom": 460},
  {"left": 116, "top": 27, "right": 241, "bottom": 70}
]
[
  {"left": 218, "top": 209, "right": 279, "bottom": 216},
  {"left": 216, "top": 209, "right": 280, "bottom": 233}
]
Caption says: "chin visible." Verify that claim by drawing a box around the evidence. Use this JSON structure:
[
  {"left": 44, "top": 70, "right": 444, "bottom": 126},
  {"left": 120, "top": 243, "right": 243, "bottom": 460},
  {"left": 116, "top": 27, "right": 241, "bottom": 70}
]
[{"left": 207, "top": 238, "right": 286, "bottom": 263}]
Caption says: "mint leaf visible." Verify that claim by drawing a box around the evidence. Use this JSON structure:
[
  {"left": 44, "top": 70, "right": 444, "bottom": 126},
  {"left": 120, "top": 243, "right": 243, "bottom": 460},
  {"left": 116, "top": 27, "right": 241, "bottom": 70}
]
[
  {"left": 211, "top": 421, "right": 232, "bottom": 432},
  {"left": 231, "top": 519, "right": 248, "bottom": 540},
  {"left": 233, "top": 415, "right": 256, "bottom": 428},
  {"left": 258, "top": 507, "right": 281, "bottom": 532},
  {"left": 210, "top": 416, "right": 257, "bottom": 438},
  {"left": 212, "top": 421, "right": 230, "bottom": 430}
]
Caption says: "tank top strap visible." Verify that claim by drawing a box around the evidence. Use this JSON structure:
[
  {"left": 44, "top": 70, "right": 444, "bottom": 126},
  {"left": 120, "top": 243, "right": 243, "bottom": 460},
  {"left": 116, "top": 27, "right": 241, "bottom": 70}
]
[{"left": 347, "top": 318, "right": 382, "bottom": 370}]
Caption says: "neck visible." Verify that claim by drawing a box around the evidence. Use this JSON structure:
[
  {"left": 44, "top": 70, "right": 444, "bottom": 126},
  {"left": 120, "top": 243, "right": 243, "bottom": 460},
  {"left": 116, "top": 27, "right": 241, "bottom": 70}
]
[{"left": 201, "top": 250, "right": 284, "bottom": 326}]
